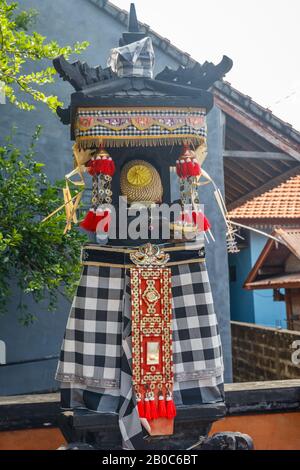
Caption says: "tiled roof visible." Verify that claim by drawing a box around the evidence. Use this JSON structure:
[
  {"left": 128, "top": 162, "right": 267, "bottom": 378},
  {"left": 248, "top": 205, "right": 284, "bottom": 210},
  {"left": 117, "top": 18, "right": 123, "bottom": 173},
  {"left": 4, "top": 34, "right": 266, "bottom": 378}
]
[{"left": 228, "top": 171, "right": 300, "bottom": 220}]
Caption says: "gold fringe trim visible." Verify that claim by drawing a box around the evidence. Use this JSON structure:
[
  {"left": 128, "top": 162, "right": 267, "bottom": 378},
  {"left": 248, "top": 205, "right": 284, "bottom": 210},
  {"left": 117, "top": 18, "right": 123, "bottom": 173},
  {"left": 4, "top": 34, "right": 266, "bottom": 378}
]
[{"left": 76, "top": 135, "right": 205, "bottom": 150}]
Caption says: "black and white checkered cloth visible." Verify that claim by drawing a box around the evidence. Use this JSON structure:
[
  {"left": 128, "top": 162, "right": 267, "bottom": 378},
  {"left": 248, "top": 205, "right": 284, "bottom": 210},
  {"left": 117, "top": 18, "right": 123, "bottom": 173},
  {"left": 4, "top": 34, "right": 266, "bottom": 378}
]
[
  {"left": 75, "top": 124, "right": 206, "bottom": 139},
  {"left": 108, "top": 37, "right": 155, "bottom": 79},
  {"left": 57, "top": 260, "right": 224, "bottom": 449}
]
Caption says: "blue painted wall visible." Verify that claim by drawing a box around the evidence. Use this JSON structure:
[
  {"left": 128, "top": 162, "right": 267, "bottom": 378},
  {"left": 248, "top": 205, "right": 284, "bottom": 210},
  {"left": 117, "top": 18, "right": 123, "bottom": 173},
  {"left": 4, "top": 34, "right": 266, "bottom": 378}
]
[
  {"left": 0, "top": 0, "right": 232, "bottom": 394},
  {"left": 250, "top": 232, "right": 287, "bottom": 328},
  {"left": 228, "top": 231, "right": 255, "bottom": 323},
  {"left": 229, "top": 231, "right": 287, "bottom": 328}
]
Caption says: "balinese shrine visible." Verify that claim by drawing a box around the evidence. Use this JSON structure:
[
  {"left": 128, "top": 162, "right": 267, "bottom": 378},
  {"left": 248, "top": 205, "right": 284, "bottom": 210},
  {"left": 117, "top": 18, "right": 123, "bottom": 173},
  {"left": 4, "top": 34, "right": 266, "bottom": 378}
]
[{"left": 52, "top": 3, "right": 251, "bottom": 450}]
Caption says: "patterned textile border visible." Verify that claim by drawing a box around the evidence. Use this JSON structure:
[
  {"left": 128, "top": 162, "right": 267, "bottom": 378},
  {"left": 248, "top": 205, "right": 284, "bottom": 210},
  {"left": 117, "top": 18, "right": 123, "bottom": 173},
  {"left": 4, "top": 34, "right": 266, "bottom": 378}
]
[
  {"left": 74, "top": 107, "right": 207, "bottom": 148},
  {"left": 130, "top": 267, "right": 173, "bottom": 401}
]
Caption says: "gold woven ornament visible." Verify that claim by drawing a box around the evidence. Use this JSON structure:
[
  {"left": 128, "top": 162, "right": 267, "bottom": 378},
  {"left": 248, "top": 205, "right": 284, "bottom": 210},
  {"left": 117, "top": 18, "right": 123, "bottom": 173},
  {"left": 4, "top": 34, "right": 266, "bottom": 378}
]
[{"left": 120, "top": 160, "right": 163, "bottom": 204}]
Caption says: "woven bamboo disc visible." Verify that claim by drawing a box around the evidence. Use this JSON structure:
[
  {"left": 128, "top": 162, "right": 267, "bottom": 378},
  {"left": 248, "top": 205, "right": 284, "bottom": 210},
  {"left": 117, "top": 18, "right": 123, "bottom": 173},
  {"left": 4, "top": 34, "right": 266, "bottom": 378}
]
[{"left": 120, "top": 159, "right": 163, "bottom": 204}]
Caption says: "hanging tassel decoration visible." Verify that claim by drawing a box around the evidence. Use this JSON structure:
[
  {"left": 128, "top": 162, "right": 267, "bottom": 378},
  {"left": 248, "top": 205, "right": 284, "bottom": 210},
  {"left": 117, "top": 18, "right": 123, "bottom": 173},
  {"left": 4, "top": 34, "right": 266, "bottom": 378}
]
[
  {"left": 95, "top": 208, "right": 111, "bottom": 234},
  {"left": 186, "top": 158, "right": 195, "bottom": 176},
  {"left": 86, "top": 149, "right": 116, "bottom": 177},
  {"left": 94, "top": 154, "right": 116, "bottom": 176},
  {"left": 158, "top": 393, "right": 167, "bottom": 418},
  {"left": 79, "top": 208, "right": 97, "bottom": 232},
  {"left": 166, "top": 392, "right": 177, "bottom": 419},
  {"left": 179, "top": 159, "right": 187, "bottom": 178},
  {"left": 176, "top": 144, "right": 201, "bottom": 179},
  {"left": 136, "top": 393, "right": 145, "bottom": 418},
  {"left": 192, "top": 157, "right": 201, "bottom": 177},
  {"left": 81, "top": 147, "right": 115, "bottom": 233},
  {"left": 144, "top": 394, "right": 152, "bottom": 421},
  {"left": 181, "top": 210, "right": 192, "bottom": 224},
  {"left": 149, "top": 393, "right": 159, "bottom": 420},
  {"left": 192, "top": 211, "right": 211, "bottom": 232}
]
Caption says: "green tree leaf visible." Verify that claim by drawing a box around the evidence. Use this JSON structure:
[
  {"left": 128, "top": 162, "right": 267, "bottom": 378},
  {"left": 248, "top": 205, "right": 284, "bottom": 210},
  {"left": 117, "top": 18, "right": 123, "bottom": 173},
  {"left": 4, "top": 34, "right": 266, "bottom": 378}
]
[
  {"left": 0, "top": 130, "right": 87, "bottom": 324},
  {"left": 0, "top": 0, "right": 89, "bottom": 111}
]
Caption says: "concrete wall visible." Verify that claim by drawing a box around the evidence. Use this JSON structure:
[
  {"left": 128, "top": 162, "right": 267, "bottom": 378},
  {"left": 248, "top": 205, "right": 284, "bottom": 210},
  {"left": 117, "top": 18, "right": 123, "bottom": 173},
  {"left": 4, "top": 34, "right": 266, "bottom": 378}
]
[
  {"left": 0, "top": 0, "right": 232, "bottom": 394},
  {"left": 232, "top": 321, "right": 300, "bottom": 382}
]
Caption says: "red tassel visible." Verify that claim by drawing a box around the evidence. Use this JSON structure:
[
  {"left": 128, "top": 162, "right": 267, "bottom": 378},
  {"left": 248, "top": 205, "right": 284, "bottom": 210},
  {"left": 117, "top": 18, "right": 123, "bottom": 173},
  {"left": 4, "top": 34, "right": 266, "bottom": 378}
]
[
  {"left": 203, "top": 214, "right": 211, "bottom": 231},
  {"left": 93, "top": 157, "right": 102, "bottom": 174},
  {"left": 158, "top": 395, "right": 167, "bottom": 418},
  {"left": 92, "top": 157, "right": 116, "bottom": 176},
  {"left": 166, "top": 396, "right": 176, "bottom": 419},
  {"left": 86, "top": 159, "right": 96, "bottom": 176},
  {"left": 94, "top": 158, "right": 106, "bottom": 174},
  {"left": 149, "top": 397, "right": 158, "bottom": 420},
  {"left": 181, "top": 211, "right": 192, "bottom": 224},
  {"left": 79, "top": 209, "right": 97, "bottom": 232},
  {"left": 192, "top": 212, "right": 211, "bottom": 232},
  {"left": 107, "top": 158, "right": 116, "bottom": 177},
  {"left": 180, "top": 160, "right": 187, "bottom": 178},
  {"left": 193, "top": 159, "right": 201, "bottom": 177},
  {"left": 144, "top": 396, "right": 151, "bottom": 420},
  {"left": 137, "top": 397, "right": 145, "bottom": 418},
  {"left": 95, "top": 209, "right": 111, "bottom": 233},
  {"left": 186, "top": 159, "right": 195, "bottom": 177}
]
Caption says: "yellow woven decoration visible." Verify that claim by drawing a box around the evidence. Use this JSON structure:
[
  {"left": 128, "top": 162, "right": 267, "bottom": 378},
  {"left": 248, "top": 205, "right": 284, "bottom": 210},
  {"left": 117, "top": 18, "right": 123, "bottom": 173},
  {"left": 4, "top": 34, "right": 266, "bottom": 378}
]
[
  {"left": 120, "top": 160, "right": 163, "bottom": 204},
  {"left": 127, "top": 165, "right": 152, "bottom": 187}
]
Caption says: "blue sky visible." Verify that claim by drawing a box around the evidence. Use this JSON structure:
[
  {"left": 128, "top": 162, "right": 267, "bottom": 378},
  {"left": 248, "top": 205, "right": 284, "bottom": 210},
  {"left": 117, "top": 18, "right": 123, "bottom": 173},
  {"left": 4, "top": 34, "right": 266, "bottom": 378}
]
[{"left": 113, "top": 0, "right": 300, "bottom": 131}]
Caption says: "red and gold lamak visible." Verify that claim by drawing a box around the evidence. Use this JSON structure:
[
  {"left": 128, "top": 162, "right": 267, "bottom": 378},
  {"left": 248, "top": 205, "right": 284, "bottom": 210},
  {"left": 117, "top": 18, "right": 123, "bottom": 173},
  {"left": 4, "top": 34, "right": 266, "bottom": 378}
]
[{"left": 130, "top": 244, "right": 176, "bottom": 421}]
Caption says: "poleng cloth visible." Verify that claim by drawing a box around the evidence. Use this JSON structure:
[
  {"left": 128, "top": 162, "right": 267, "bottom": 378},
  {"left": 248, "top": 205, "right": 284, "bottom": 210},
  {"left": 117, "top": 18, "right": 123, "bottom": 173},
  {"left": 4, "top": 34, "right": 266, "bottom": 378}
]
[{"left": 56, "top": 246, "right": 224, "bottom": 449}]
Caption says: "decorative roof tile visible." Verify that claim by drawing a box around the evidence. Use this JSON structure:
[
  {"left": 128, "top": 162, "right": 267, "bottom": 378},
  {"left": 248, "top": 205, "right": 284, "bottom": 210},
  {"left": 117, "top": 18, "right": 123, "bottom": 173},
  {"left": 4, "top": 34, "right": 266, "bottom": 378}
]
[{"left": 228, "top": 172, "right": 300, "bottom": 220}]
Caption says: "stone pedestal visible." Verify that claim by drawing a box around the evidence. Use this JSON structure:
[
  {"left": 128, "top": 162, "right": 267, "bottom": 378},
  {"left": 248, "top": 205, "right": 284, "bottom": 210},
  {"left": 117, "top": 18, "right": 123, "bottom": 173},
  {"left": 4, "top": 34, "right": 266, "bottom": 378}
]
[{"left": 58, "top": 403, "right": 252, "bottom": 450}]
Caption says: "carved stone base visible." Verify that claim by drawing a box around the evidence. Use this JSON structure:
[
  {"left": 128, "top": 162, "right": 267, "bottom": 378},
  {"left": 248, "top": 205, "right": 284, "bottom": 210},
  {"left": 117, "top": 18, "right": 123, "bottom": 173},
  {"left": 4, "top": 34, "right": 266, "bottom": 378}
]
[
  {"left": 57, "top": 404, "right": 253, "bottom": 451},
  {"left": 58, "top": 432, "right": 254, "bottom": 451}
]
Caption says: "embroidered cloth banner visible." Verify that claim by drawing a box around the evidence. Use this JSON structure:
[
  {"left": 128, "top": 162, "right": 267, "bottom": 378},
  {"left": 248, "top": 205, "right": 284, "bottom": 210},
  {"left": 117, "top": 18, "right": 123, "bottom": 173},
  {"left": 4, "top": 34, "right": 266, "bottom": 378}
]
[{"left": 74, "top": 107, "right": 207, "bottom": 148}]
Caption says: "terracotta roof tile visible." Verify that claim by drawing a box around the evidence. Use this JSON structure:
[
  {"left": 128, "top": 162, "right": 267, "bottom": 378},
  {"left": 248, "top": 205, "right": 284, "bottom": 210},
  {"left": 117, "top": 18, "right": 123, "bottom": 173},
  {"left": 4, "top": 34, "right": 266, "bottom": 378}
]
[{"left": 228, "top": 173, "right": 300, "bottom": 220}]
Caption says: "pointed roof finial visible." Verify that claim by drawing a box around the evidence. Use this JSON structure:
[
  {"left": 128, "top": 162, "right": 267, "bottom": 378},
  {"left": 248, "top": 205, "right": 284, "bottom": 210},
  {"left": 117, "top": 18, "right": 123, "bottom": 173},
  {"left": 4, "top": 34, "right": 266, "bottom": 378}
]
[
  {"left": 120, "top": 2, "right": 146, "bottom": 46},
  {"left": 128, "top": 3, "right": 139, "bottom": 32}
]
